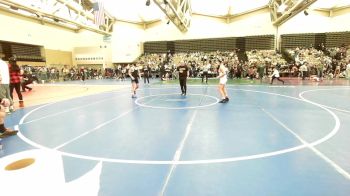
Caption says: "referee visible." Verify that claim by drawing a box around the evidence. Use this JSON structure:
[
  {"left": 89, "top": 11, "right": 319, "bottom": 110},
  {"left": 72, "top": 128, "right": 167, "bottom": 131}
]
[{"left": 177, "top": 61, "right": 189, "bottom": 96}]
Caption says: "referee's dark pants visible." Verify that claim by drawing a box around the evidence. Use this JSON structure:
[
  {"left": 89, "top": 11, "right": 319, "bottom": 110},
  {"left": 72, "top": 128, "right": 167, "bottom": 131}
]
[
  {"left": 202, "top": 71, "right": 208, "bottom": 83},
  {"left": 144, "top": 72, "right": 149, "bottom": 84},
  {"left": 302, "top": 71, "right": 307, "bottom": 80},
  {"left": 270, "top": 76, "right": 284, "bottom": 84},
  {"left": 179, "top": 77, "right": 187, "bottom": 95}
]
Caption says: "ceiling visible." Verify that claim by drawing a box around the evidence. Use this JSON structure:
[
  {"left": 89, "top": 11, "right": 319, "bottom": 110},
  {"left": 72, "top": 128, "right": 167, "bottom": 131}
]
[
  {"left": 103, "top": 0, "right": 270, "bottom": 22},
  {"left": 103, "top": 0, "right": 350, "bottom": 23},
  {"left": 0, "top": 0, "right": 350, "bottom": 34}
]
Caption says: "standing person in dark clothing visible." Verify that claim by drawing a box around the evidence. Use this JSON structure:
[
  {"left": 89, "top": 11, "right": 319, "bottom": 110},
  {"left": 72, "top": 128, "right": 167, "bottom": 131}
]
[
  {"left": 160, "top": 62, "right": 165, "bottom": 81},
  {"left": 143, "top": 63, "right": 150, "bottom": 84},
  {"left": 80, "top": 66, "right": 86, "bottom": 82},
  {"left": 128, "top": 64, "right": 140, "bottom": 98},
  {"left": 166, "top": 50, "right": 171, "bottom": 63},
  {"left": 177, "top": 61, "right": 189, "bottom": 96},
  {"left": 257, "top": 62, "right": 265, "bottom": 83},
  {"left": 202, "top": 60, "right": 210, "bottom": 84},
  {"left": 21, "top": 71, "right": 33, "bottom": 92},
  {"left": 8, "top": 57, "right": 24, "bottom": 108},
  {"left": 121, "top": 66, "right": 126, "bottom": 81}
]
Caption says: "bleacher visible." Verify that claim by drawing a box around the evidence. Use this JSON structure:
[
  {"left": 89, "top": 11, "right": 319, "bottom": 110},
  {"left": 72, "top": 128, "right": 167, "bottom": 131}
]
[
  {"left": 143, "top": 35, "right": 275, "bottom": 55},
  {"left": 139, "top": 31, "right": 350, "bottom": 79},
  {"left": 0, "top": 40, "right": 45, "bottom": 62}
]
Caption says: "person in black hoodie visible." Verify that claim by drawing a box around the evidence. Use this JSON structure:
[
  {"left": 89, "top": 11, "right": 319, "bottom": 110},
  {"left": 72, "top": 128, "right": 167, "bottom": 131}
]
[
  {"left": 177, "top": 61, "right": 189, "bottom": 96},
  {"left": 21, "top": 70, "right": 33, "bottom": 92}
]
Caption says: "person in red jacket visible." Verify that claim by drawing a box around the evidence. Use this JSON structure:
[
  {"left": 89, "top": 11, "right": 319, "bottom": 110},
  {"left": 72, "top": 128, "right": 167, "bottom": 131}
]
[{"left": 8, "top": 57, "right": 24, "bottom": 108}]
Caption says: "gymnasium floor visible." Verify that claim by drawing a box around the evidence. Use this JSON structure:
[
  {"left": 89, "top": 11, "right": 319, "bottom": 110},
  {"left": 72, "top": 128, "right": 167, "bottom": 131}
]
[{"left": 0, "top": 78, "right": 350, "bottom": 196}]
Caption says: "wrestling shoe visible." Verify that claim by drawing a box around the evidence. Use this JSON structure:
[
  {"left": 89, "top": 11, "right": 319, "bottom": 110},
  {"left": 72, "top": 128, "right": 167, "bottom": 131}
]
[
  {"left": 219, "top": 99, "right": 226, "bottom": 103},
  {"left": 0, "top": 128, "right": 18, "bottom": 138}
]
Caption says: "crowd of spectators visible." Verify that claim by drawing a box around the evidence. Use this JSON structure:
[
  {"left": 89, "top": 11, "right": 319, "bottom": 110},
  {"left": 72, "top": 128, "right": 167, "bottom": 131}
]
[
  {"left": 20, "top": 65, "right": 104, "bottom": 83},
  {"left": 122, "top": 45, "right": 350, "bottom": 81},
  {"left": 17, "top": 44, "right": 350, "bottom": 84},
  {"left": 245, "top": 49, "right": 287, "bottom": 79},
  {"left": 123, "top": 50, "right": 241, "bottom": 81},
  {"left": 286, "top": 44, "right": 350, "bottom": 80}
]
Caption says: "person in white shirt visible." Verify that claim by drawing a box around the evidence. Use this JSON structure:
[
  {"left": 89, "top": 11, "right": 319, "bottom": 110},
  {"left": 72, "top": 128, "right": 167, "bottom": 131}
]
[
  {"left": 217, "top": 61, "right": 229, "bottom": 103},
  {"left": 270, "top": 67, "right": 284, "bottom": 85},
  {"left": 299, "top": 63, "right": 308, "bottom": 80},
  {"left": 0, "top": 59, "right": 13, "bottom": 112},
  {"left": 202, "top": 60, "right": 211, "bottom": 84},
  {"left": 0, "top": 60, "right": 18, "bottom": 138},
  {"left": 346, "top": 60, "right": 350, "bottom": 79}
]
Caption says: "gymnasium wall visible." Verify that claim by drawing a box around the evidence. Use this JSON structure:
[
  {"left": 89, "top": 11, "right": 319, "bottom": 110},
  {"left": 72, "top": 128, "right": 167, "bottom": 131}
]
[
  {"left": 278, "top": 9, "right": 350, "bottom": 35},
  {"left": 0, "top": 10, "right": 104, "bottom": 59},
  {"left": 45, "top": 49, "right": 72, "bottom": 68},
  {"left": 276, "top": 10, "right": 350, "bottom": 49},
  {"left": 111, "top": 21, "right": 144, "bottom": 63},
  {"left": 2, "top": 6, "right": 350, "bottom": 64},
  {"left": 119, "top": 10, "right": 275, "bottom": 62},
  {"left": 227, "top": 9, "right": 276, "bottom": 37},
  {"left": 73, "top": 45, "right": 112, "bottom": 68},
  {"left": 278, "top": 11, "right": 332, "bottom": 35},
  {"left": 143, "top": 10, "right": 275, "bottom": 41},
  {"left": 331, "top": 11, "right": 350, "bottom": 31},
  {"left": 140, "top": 8, "right": 350, "bottom": 55}
]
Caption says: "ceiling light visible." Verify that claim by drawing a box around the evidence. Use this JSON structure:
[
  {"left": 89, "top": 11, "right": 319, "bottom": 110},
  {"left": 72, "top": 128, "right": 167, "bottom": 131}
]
[{"left": 277, "top": 3, "right": 287, "bottom": 13}]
